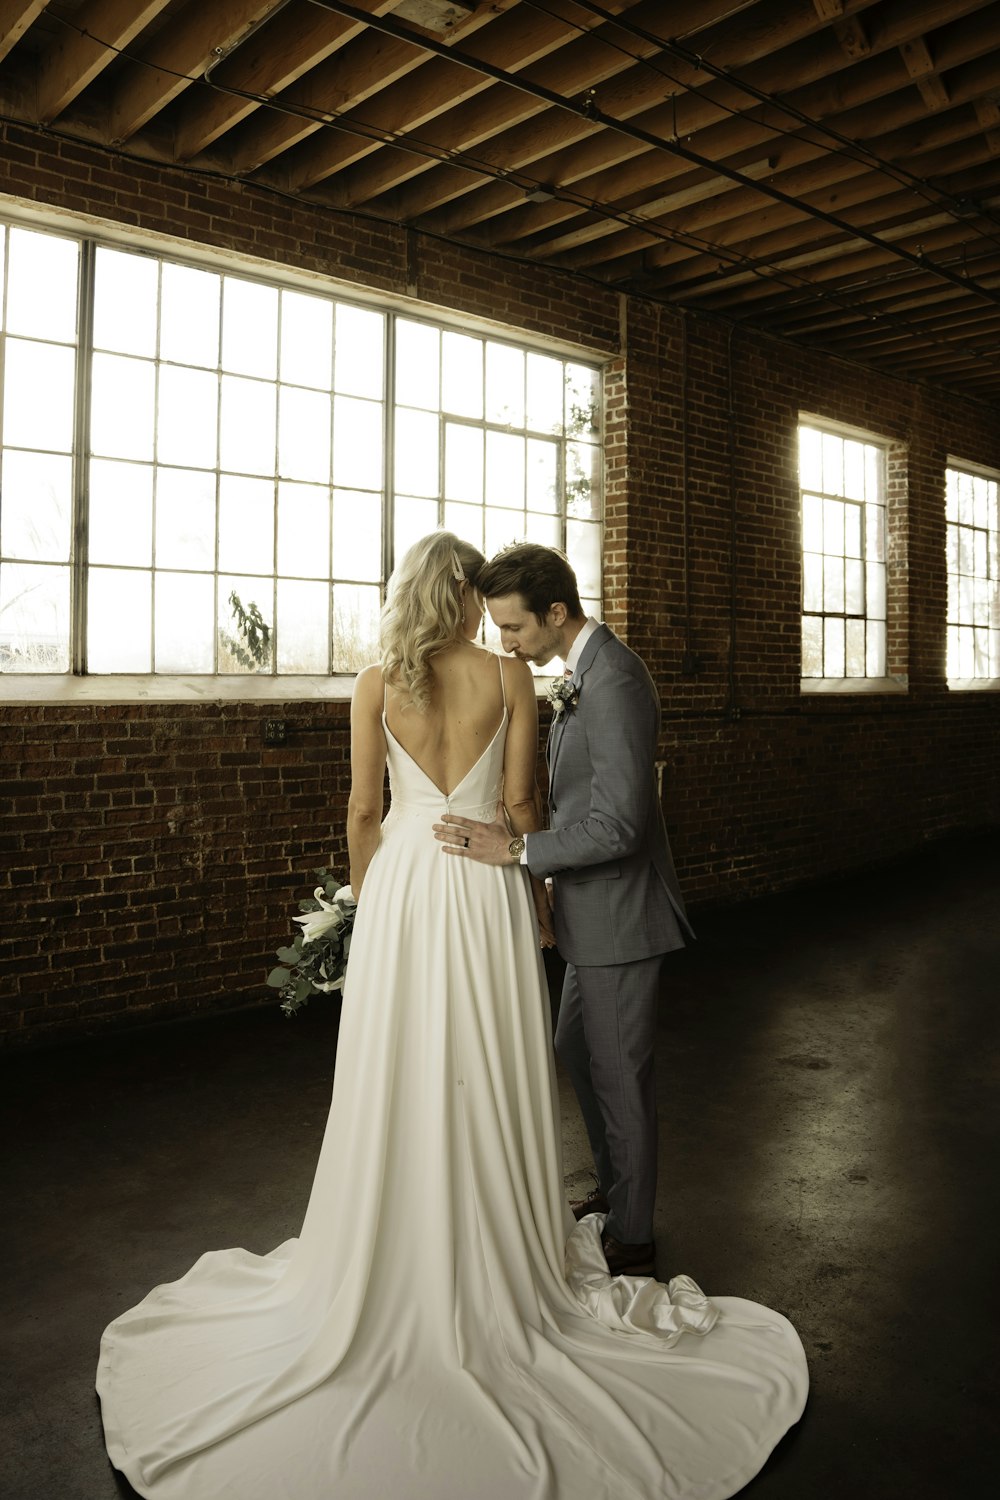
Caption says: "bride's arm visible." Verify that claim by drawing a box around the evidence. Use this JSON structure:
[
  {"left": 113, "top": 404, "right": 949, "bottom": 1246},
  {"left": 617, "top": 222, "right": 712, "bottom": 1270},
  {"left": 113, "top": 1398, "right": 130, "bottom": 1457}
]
[
  {"left": 347, "top": 666, "right": 387, "bottom": 898},
  {"left": 501, "top": 658, "right": 555, "bottom": 946}
]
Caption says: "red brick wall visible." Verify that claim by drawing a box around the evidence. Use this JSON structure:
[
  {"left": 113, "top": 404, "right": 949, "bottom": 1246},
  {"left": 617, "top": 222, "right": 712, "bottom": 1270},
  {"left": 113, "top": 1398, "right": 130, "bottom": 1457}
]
[{"left": 2, "top": 123, "right": 998, "bottom": 1046}]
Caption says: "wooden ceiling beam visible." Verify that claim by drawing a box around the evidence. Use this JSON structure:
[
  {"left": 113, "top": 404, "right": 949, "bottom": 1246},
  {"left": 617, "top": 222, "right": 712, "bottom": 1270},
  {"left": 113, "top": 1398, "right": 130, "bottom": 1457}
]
[
  {"left": 35, "top": 0, "right": 172, "bottom": 125},
  {"left": 109, "top": 0, "right": 284, "bottom": 143},
  {"left": 420, "top": 0, "right": 991, "bottom": 241},
  {"left": 0, "top": 1, "right": 46, "bottom": 69},
  {"left": 280, "top": 0, "right": 645, "bottom": 193},
  {"left": 173, "top": 0, "right": 399, "bottom": 161}
]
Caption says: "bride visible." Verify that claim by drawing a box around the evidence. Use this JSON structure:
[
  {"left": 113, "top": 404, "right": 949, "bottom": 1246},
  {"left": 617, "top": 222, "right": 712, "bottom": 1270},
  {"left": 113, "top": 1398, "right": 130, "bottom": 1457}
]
[{"left": 98, "top": 531, "right": 807, "bottom": 1500}]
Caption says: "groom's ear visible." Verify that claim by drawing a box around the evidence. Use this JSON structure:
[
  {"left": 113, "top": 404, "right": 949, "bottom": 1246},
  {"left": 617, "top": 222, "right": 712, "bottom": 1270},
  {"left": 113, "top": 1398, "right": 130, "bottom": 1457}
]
[{"left": 548, "top": 602, "right": 568, "bottom": 627}]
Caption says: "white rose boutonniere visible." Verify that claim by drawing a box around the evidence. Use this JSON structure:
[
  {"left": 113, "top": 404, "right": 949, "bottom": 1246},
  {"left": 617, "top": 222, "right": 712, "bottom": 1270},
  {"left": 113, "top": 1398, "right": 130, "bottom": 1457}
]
[{"left": 546, "top": 676, "right": 580, "bottom": 718}]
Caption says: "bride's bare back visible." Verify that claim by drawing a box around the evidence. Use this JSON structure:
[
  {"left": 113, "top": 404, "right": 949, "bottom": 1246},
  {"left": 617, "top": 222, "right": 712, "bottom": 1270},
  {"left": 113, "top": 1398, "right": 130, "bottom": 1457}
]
[{"left": 384, "top": 643, "right": 506, "bottom": 798}]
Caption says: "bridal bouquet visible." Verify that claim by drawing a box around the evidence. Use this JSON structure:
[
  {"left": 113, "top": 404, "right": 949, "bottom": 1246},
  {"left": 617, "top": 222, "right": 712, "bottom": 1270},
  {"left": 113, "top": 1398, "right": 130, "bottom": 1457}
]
[{"left": 267, "top": 870, "right": 357, "bottom": 1017}]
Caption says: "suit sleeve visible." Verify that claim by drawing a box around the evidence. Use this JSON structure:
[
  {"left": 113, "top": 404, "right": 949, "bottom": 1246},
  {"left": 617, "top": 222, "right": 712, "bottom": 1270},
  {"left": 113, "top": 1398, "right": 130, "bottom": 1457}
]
[{"left": 526, "top": 664, "right": 658, "bottom": 879}]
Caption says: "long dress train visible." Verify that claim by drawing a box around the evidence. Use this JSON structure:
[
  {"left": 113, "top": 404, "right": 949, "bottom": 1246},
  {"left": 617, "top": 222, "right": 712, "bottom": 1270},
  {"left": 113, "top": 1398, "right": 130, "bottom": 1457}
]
[{"left": 97, "top": 688, "right": 808, "bottom": 1499}]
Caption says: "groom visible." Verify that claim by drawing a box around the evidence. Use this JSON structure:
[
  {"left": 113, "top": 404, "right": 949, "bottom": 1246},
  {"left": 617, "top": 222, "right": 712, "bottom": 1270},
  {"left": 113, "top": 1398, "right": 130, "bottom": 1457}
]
[{"left": 434, "top": 543, "right": 693, "bottom": 1278}]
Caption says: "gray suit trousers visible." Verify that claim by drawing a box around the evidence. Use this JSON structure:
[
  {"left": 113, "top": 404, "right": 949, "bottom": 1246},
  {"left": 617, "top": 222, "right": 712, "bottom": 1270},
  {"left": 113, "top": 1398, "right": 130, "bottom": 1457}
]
[{"left": 554, "top": 953, "right": 663, "bottom": 1245}]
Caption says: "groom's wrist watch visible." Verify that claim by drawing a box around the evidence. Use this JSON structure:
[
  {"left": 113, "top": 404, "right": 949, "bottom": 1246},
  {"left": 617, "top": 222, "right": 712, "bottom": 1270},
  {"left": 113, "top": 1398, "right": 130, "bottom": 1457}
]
[{"left": 508, "top": 835, "right": 525, "bottom": 863}]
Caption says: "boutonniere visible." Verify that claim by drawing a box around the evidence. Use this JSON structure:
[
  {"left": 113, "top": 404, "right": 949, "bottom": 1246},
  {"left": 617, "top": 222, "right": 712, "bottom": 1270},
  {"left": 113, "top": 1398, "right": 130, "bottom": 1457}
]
[{"left": 546, "top": 677, "right": 580, "bottom": 718}]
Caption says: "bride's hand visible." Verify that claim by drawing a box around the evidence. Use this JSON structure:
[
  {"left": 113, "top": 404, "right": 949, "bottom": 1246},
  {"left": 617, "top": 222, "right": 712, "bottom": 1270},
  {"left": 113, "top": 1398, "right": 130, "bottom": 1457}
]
[{"left": 533, "top": 891, "right": 556, "bottom": 950}]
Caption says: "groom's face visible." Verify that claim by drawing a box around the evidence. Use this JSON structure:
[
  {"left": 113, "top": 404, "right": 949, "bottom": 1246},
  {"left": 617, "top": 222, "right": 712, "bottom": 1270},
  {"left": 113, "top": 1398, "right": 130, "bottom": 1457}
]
[{"left": 486, "top": 594, "right": 563, "bottom": 667}]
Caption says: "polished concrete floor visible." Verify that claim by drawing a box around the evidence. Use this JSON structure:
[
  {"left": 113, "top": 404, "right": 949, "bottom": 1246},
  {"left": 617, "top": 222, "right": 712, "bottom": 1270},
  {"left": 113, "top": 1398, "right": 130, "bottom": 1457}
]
[{"left": 2, "top": 832, "right": 997, "bottom": 1500}]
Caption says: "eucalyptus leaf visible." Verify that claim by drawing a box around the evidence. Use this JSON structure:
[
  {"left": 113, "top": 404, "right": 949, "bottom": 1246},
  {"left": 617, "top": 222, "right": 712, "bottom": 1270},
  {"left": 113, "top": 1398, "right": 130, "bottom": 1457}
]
[
  {"left": 266, "top": 966, "right": 291, "bottom": 988},
  {"left": 275, "top": 946, "right": 299, "bottom": 964}
]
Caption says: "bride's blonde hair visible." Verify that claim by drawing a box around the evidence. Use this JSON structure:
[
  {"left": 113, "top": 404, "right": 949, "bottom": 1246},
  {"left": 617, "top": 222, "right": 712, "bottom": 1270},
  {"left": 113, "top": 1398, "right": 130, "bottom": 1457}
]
[{"left": 380, "top": 531, "right": 485, "bottom": 711}]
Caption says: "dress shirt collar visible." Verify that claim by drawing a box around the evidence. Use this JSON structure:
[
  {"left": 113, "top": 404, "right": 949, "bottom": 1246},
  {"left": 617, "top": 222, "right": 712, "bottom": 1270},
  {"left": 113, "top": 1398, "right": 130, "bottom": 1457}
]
[{"left": 562, "top": 616, "right": 600, "bottom": 679}]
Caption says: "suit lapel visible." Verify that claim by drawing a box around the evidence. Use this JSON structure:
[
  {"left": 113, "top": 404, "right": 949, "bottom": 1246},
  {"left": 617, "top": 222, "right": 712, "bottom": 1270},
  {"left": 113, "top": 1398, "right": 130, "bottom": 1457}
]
[{"left": 547, "top": 625, "right": 612, "bottom": 786}]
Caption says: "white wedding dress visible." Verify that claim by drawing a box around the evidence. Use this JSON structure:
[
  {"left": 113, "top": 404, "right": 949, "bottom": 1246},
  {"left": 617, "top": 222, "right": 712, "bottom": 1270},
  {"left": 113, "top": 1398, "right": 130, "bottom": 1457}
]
[{"left": 98, "top": 685, "right": 808, "bottom": 1500}]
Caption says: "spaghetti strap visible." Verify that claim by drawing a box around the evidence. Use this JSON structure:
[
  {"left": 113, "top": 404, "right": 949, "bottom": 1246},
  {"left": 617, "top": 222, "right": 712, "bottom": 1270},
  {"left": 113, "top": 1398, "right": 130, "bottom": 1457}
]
[{"left": 498, "top": 652, "right": 507, "bottom": 712}]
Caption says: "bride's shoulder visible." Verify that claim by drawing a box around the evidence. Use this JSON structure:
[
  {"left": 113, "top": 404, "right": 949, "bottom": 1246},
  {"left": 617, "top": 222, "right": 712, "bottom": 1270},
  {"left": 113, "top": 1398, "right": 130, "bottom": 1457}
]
[{"left": 352, "top": 663, "right": 384, "bottom": 705}]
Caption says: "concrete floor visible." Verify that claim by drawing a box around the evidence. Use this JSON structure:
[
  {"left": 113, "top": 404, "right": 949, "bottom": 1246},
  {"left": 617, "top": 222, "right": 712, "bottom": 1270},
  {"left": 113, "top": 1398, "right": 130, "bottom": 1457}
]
[{"left": 2, "top": 831, "right": 997, "bottom": 1499}]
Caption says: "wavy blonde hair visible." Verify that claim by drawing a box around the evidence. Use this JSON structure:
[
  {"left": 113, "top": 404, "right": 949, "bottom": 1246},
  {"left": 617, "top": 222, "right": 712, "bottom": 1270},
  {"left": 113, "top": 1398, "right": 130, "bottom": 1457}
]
[{"left": 380, "top": 531, "right": 485, "bottom": 711}]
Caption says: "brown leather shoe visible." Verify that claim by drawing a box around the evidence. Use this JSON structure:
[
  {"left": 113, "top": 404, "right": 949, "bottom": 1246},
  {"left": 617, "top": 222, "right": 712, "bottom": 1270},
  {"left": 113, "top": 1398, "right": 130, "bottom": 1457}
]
[
  {"left": 570, "top": 1186, "right": 610, "bottom": 1221},
  {"left": 601, "top": 1232, "right": 656, "bottom": 1278}
]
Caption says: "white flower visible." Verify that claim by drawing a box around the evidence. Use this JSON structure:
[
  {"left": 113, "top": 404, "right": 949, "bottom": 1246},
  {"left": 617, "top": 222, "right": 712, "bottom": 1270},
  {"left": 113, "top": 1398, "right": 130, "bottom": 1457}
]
[
  {"left": 546, "top": 678, "right": 580, "bottom": 717},
  {"left": 292, "top": 887, "right": 348, "bottom": 944}
]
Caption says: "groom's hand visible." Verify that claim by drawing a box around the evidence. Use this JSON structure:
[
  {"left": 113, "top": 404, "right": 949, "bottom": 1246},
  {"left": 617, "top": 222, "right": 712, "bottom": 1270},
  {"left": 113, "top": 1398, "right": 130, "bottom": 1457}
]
[{"left": 433, "top": 814, "right": 516, "bottom": 865}]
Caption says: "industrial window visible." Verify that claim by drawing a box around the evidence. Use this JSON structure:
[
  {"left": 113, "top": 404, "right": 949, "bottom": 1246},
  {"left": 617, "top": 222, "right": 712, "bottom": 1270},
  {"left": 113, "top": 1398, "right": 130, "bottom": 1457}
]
[
  {"left": 946, "top": 464, "right": 999, "bottom": 681},
  {"left": 799, "top": 423, "right": 887, "bottom": 680},
  {"left": 0, "top": 220, "right": 602, "bottom": 680}
]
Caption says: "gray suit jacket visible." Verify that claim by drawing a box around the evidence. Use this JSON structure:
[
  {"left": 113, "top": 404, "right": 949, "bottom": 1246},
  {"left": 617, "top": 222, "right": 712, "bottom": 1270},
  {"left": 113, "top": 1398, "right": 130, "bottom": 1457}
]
[{"left": 526, "top": 625, "right": 693, "bottom": 967}]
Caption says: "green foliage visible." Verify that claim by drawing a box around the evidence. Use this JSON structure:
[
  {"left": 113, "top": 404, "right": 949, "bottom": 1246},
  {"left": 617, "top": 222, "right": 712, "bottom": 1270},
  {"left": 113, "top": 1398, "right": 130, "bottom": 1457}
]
[{"left": 221, "top": 590, "right": 272, "bottom": 671}]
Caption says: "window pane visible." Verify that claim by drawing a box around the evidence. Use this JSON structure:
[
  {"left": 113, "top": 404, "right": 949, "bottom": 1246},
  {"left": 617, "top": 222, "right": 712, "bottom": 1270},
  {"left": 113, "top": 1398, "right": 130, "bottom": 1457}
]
[
  {"left": 821, "top": 433, "right": 843, "bottom": 496},
  {"left": 823, "top": 555, "right": 844, "bottom": 613},
  {"left": 866, "top": 618, "right": 886, "bottom": 677},
  {"left": 865, "top": 503, "right": 885, "bottom": 561},
  {"left": 160, "top": 264, "right": 220, "bottom": 367},
  {"left": 333, "top": 490, "right": 381, "bottom": 581},
  {"left": 0, "top": 450, "right": 72, "bottom": 561},
  {"left": 5, "top": 228, "right": 78, "bottom": 342},
  {"left": 525, "top": 510, "right": 560, "bottom": 548},
  {"left": 219, "top": 576, "right": 273, "bottom": 673},
  {"left": 866, "top": 561, "right": 886, "bottom": 620},
  {"left": 485, "top": 506, "right": 523, "bottom": 558},
  {"left": 394, "top": 407, "right": 439, "bottom": 497},
  {"left": 526, "top": 352, "right": 563, "bottom": 434},
  {"left": 824, "top": 615, "right": 845, "bottom": 677},
  {"left": 396, "top": 320, "right": 439, "bottom": 409},
  {"left": 87, "top": 568, "right": 152, "bottom": 672},
  {"left": 567, "top": 519, "right": 601, "bottom": 598},
  {"left": 218, "top": 475, "right": 274, "bottom": 574},
  {"left": 220, "top": 376, "right": 276, "bottom": 476},
  {"left": 0, "top": 561, "right": 70, "bottom": 670},
  {"left": 845, "top": 558, "right": 864, "bottom": 615},
  {"left": 843, "top": 440, "right": 866, "bottom": 500},
  {"left": 278, "top": 481, "right": 330, "bottom": 580},
  {"left": 276, "top": 578, "right": 329, "bottom": 672},
  {"left": 486, "top": 342, "right": 524, "bottom": 427},
  {"left": 972, "top": 476, "right": 990, "bottom": 528},
  {"left": 157, "top": 365, "right": 218, "bottom": 469},
  {"left": 443, "top": 501, "right": 484, "bottom": 549},
  {"left": 280, "top": 290, "right": 333, "bottom": 389},
  {"left": 332, "top": 583, "right": 380, "bottom": 671},
  {"left": 485, "top": 432, "right": 525, "bottom": 509},
  {"left": 565, "top": 363, "right": 598, "bottom": 437},
  {"left": 527, "top": 438, "right": 558, "bottom": 513},
  {"left": 864, "top": 443, "right": 880, "bottom": 500},
  {"left": 89, "top": 460, "right": 153, "bottom": 566},
  {"left": 335, "top": 305, "right": 384, "bottom": 398},
  {"left": 333, "top": 397, "right": 383, "bottom": 490},
  {"left": 844, "top": 502, "right": 862, "bottom": 558},
  {"left": 845, "top": 617, "right": 865, "bottom": 676},
  {"left": 566, "top": 441, "right": 601, "bottom": 519},
  {"left": 279, "top": 385, "right": 331, "bottom": 483},
  {"left": 822, "top": 497, "right": 844, "bottom": 554},
  {"left": 946, "top": 623, "right": 960, "bottom": 677},
  {"left": 444, "top": 423, "right": 483, "bottom": 502},
  {"left": 801, "top": 493, "right": 823, "bottom": 552},
  {"left": 90, "top": 352, "right": 154, "bottom": 460},
  {"left": 801, "top": 614, "right": 822, "bottom": 677},
  {"left": 799, "top": 427, "right": 822, "bottom": 493},
  {"left": 222, "top": 278, "right": 278, "bottom": 378},
  {"left": 802, "top": 553, "right": 822, "bottom": 612},
  {"left": 394, "top": 496, "right": 438, "bottom": 560},
  {"left": 154, "top": 571, "right": 214, "bottom": 672},
  {"left": 155, "top": 468, "right": 216, "bottom": 570},
  {"left": 3, "top": 340, "right": 76, "bottom": 452},
  {"left": 94, "top": 248, "right": 157, "bottom": 356},
  {"left": 956, "top": 471, "right": 973, "bottom": 524},
  {"left": 945, "top": 470, "right": 958, "bottom": 523},
  {"left": 442, "top": 332, "right": 483, "bottom": 418}
]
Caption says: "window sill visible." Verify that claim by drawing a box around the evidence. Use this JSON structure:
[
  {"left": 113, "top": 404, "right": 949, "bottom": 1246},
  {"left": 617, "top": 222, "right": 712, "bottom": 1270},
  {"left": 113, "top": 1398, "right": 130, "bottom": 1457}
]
[
  {"left": 946, "top": 678, "right": 1000, "bottom": 692},
  {"left": 0, "top": 674, "right": 359, "bottom": 704},
  {"left": 800, "top": 676, "right": 908, "bottom": 695}
]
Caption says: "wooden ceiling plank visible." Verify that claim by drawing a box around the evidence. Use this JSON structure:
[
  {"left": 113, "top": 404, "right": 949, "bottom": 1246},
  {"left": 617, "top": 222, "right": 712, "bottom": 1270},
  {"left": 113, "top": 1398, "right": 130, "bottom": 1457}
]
[
  {"left": 110, "top": 0, "right": 285, "bottom": 143},
  {"left": 917, "top": 74, "right": 950, "bottom": 110},
  {"left": 833, "top": 15, "right": 870, "bottom": 61},
  {"left": 0, "top": 1, "right": 47, "bottom": 68},
  {"left": 174, "top": 0, "right": 400, "bottom": 161},
  {"left": 899, "top": 36, "right": 935, "bottom": 78},
  {"left": 422, "top": 0, "right": 994, "bottom": 241},
  {"left": 35, "top": 0, "right": 172, "bottom": 124},
  {"left": 282, "top": 0, "right": 647, "bottom": 193}
]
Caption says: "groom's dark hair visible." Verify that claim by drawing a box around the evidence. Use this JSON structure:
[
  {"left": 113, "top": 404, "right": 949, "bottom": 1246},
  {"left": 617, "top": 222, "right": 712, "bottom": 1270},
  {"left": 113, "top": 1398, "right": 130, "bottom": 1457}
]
[{"left": 478, "top": 543, "right": 585, "bottom": 624}]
